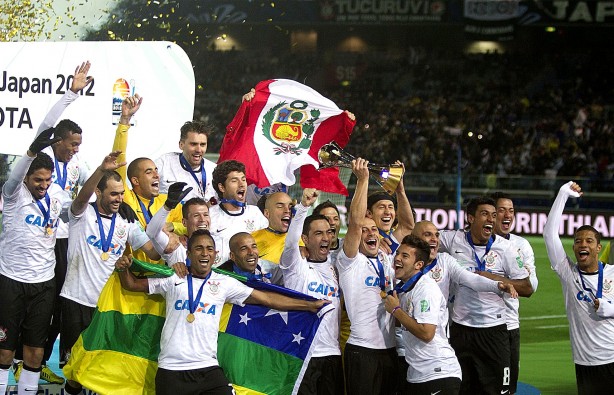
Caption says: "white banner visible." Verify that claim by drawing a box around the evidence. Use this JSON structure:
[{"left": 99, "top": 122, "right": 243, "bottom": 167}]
[{"left": 0, "top": 41, "right": 194, "bottom": 167}]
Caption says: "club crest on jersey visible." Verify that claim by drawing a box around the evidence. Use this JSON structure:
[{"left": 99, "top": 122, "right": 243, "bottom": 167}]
[
  {"left": 262, "top": 100, "right": 320, "bottom": 156},
  {"left": 174, "top": 300, "right": 217, "bottom": 315},
  {"left": 485, "top": 252, "right": 497, "bottom": 268},
  {"left": 115, "top": 224, "right": 127, "bottom": 239},
  {"left": 244, "top": 219, "right": 255, "bottom": 232},
  {"left": 308, "top": 281, "right": 340, "bottom": 298},
  {"left": 208, "top": 281, "right": 220, "bottom": 295},
  {"left": 0, "top": 327, "right": 6, "bottom": 342},
  {"left": 603, "top": 279, "right": 613, "bottom": 294},
  {"left": 429, "top": 266, "right": 443, "bottom": 282}
]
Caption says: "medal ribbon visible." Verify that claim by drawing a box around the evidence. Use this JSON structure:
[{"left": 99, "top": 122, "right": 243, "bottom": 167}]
[
  {"left": 233, "top": 263, "right": 272, "bottom": 281},
  {"left": 93, "top": 202, "right": 116, "bottom": 255},
  {"left": 35, "top": 193, "right": 51, "bottom": 230},
  {"left": 422, "top": 257, "right": 438, "bottom": 275},
  {"left": 379, "top": 229, "right": 399, "bottom": 254},
  {"left": 135, "top": 192, "right": 154, "bottom": 224},
  {"left": 368, "top": 256, "right": 387, "bottom": 292},
  {"left": 219, "top": 198, "right": 246, "bottom": 216},
  {"left": 187, "top": 270, "right": 212, "bottom": 315},
  {"left": 465, "top": 232, "right": 495, "bottom": 272},
  {"left": 578, "top": 261, "right": 604, "bottom": 300},
  {"left": 388, "top": 258, "right": 438, "bottom": 295},
  {"left": 179, "top": 154, "right": 206, "bottom": 198},
  {"left": 54, "top": 158, "right": 68, "bottom": 190}
]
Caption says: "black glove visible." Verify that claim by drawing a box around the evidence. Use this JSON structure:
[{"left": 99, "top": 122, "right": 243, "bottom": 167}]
[
  {"left": 166, "top": 182, "right": 192, "bottom": 210},
  {"left": 29, "top": 127, "right": 62, "bottom": 154},
  {"left": 118, "top": 202, "right": 137, "bottom": 223}
]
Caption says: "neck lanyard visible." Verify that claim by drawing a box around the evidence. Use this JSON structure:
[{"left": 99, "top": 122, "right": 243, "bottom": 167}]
[
  {"left": 54, "top": 158, "right": 68, "bottom": 190},
  {"left": 465, "top": 232, "right": 495, "bottom": 271},
  {"left": 391, "top": 270, "right": 423, "bottom": 295},
  {"left": 422, "top": 257, "right": 438, "bottom": 275},
  {"left": 578, "top": 261, "right": 604, "bottom": 300},
  {"left": 93, "top": 202, "right": 116, "bottom": 259},
  {"left": 219, "top": 198, "right": 246, "bottom": 216},
  {"left": 379, "top": 229, "right": 399, "bottom": 254},
  {"left": 179, "top": 154, "right": 206, "bottom": 197},
  {"left": 187, "top": 270, "right": 212, "bottom": 321},
  {"left": 35, "top": 193, "right": 52, "bottom": 235},
  {"left": 368, "top": 255, "right": 387, "bottom": 291},
  {"left": 233, "top": 263, "right": 271, "bottom": 281},
  {"left": 135, "top": 192, "right": 154, "bottom": 224}
]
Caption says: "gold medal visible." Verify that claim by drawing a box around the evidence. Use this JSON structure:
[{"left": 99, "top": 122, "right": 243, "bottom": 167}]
[
  {"left": 45, "top": 226, "right": 53, "bottom": 236},
  {"left": 380, "top": 290, "right": 388, "bottom": 299},
  {"left": 187, "top": 313, "right": 195, "bottom": 323},
  {"left": 101, "top": 252, "right": 110, "bottom": 261}
]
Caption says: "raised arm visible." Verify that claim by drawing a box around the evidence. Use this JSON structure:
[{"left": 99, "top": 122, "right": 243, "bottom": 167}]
[
  {"left": 282, "top": 188, "right": 319, "bottom": 265},
  {"left": 36, "top": 61, "right": 93, "bottom": 135},
  {"left": 245, "top": 289, "right": 330, "bottom": 313},
  {"left": 71, "top": 151, "right": 126, "bottom": 216},
  {"left": 391, "top": 162, "right": 414, "bottom": 242},
  {"left": 343, "top": 158, "right": 370, "bottom": 259},
  {"left": 112, "top": 94, "right": 143, "bottom": 182},
  {"left": 544, "top": 181, "right": 581, "bottom": 270}
]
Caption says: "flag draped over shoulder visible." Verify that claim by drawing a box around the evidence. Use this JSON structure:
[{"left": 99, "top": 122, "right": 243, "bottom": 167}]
[
  {"left": 219, "top": 79, "right": 356, "bottom": 195},
  {"left": 63, "top": 261, "right": 330, "bottom": 395}
]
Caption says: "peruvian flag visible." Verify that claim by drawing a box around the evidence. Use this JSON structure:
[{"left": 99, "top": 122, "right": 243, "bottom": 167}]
[{"left": 219, "top": 79, "right": 356, "bottom": 195}]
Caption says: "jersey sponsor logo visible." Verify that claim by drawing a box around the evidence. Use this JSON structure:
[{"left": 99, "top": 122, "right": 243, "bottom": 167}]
[
  {"left": 24, "top": 214, "right": 60, "bottom": 229},
  {"left": 86, "top": 235, "right": 124, "bottom": 256},
  {"left": 174, "top": 300, "right": 217, "bottom": 315},
  {"left": 307, "top": 281, "right": 340, "bottom": 298},
  {"left": 576, "top": 290, "right": 593, "bottom": 303},
  {"left": 364, "top": 275, "right": 391, "bottom": 289}
]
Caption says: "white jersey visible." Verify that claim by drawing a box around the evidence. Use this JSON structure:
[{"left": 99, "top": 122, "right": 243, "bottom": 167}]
[
  {"left": 425, "top": 252, "right": 501, "bottom": 302},
  {"left": 209, "top": 204, "right": 268, "bottom": 266},
  {"left": 280, "top": 203, "right": 341, "bottom": 357},
  {"left": 544, "top": 183, "right": 614, "bottom": 366},
  {"left": 155, "top": 152, "right": 216, "bottom": 201},
  {"left": 0, "top": 156, "right": 63, "bottom": 283},
  {"left": 400, "top": 276, "right": 462, "bottom": 383},
  {"left": 149, "top": 272, "right": 253, "bottom": 370},
  {"left": 439, "top": 230, "right": 528, "bottom": 328},
  {"left": 337, "top": 249, "right": 396, "bottom": 349},
  {"left": 504, "top": 234, "right": 537, "bottom": 329},
  {"left": 61, "top": 204, "right": 150, "bottom": 307}
]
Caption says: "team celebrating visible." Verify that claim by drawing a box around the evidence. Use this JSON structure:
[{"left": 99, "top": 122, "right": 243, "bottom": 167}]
[{"left": 0, "top": 61, "right": 612, "bottom": 395}]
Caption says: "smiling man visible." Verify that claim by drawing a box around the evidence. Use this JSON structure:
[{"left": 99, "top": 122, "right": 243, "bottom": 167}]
[
  {"left": 156, "top": 121, "right": 217, "bottom": 202},
  {"left": 438, "top": 196, "right": 533, "bottom": 395},
  {"left": 544, "top": 181, "right": 614, "bottom": 395},
  {"left": 218, "top": 232, "right": 271, "bottom": 282}
]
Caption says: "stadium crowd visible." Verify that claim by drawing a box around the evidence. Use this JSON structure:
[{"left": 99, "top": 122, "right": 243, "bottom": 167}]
[{"left": 0, "top": 59, "right": 613, "bottom": 395}]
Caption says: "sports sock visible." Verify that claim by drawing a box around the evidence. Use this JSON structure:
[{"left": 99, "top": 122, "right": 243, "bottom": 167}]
[{"left": 18, "top": 363, "right": 41, "bottom": 395}]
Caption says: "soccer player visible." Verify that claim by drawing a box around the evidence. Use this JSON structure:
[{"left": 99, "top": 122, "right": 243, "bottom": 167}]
[
  {"left": 114, "top": 230, "right": 330, "bottom": 395},
  {"left": 155, "top": 120, "right": 217, "bottom": 202},
  {"left": 209, "top": 160, "right": 268, "bottom": 265},
  {"left": 384, "top": 235, "right": 462, "bottom": 395},
  {"left": 490, "top": 192, "right": 538, "bottom": 395},
  {"left": 544, "top": 181, "right": 614, "bottom": 395},
  {"left": 251, "top": 191, "right": 294, "bottom": 284},
  {"left": 438, "top": 196, "right": 533, "bottom": 395},
  {"left": 218, "top": 232, "right": 272, "bottom": 282},
  {"left": 0, "top": 129, "right": 63, "bottom": 394},
  {"left": 280, "top": 188, "right": 342, "bottom": 395},
  {"left": 59, "top": 151, "right": 166, "bottom": 395},
  {"left": 313, "top": 200, "right": 344, "bottom": 261},
  {"left": 338, "top": 158, "right": 397, "bottom": 395}
]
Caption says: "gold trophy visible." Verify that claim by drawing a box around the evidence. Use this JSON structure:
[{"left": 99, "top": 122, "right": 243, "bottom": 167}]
[{"left": 318, "top": 141, "right": 404, "bottom": 194}]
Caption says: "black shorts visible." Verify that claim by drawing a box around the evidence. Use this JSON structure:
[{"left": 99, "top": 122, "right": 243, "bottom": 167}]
[
  {"left": 575, "top": 361, "right": 614, "bottom": 395},
  {"left": 406, "top": 377, "right": 461, "bottom": 395},
  {"left": 298, "top": 355, "right": 344, "bottom": 395},
  {"left": 449, "top": 322, "right": 510, "bottom": 395},
  {"left": 60, "top": 297, "right": 95, "bottom": 366},
  {"left": 0, "top": 274, "right": 55, "bottom": 350},
  {"left": 344, "top": 343, "right": 398, "bottom": 395},
  {"left": 508, "top": 327, "right": 520, "bottom": 394},
  {"left": 156, "top": 366, "right": 234, "bottom": 395}
]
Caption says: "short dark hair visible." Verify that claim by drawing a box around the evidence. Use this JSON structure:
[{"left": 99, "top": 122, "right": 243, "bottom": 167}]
[
  {"left": 256, "top": 193, "right": 268, "bottom": 214},
  {"left": 55, "top": 119, "right": 82, "bottom": 139},
  {"left": 313, "top": 200, "right": 340, "bottom": 217},
  {"left": 180, "top": 121, "right": 213, "bottom": 141},
  {"left": 182, "top": 197, "right": 208, "bottom": 219},
  {"left": 491, "top": 192, "right": 512, "bottom": 207},
  {"left": 27, "top": 152, "right": 54, "bottom": 176},
  {"left": 212, "top": 160, "right": 246, "bottom": 196},
  {"left": 367, "top": 191, "right": 396, "bottom": 211},
  {"left": 187, "top": 229, "right": 215, "bottom": 251},
  {"left": 127, "top": 157, "right": 152, "bottom": 181},
  {"left": 229, "top": 232, "right": 252, "bottom": 253},
  {"left": 400, "top": 234, "right": 431, "bottom": 264},
  {"left": 302, "top": 214, "right": 329, "bottom": 236},
  {"left": 465, "top": 196, "right": 496, "bottom": 217},
  {"left": 574, "top": 225, "right": 602, "bottom": 245},
  {"left": 96, "top": 171, "right": 122, "bottom": 192}
]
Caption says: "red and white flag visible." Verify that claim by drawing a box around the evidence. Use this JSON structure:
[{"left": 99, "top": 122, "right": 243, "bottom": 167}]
[{"left": 219, "top": 79, "right": 356, "bottom": 195}]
